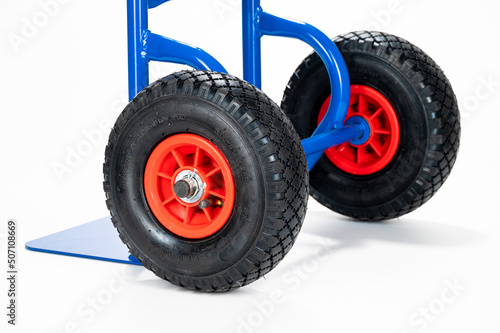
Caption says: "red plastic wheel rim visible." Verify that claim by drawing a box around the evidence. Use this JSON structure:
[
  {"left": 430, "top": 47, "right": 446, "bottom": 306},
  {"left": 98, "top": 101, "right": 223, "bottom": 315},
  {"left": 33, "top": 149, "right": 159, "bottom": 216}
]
[
  {"left": 144, "top": 134, "right": 235, "bottom": 239},
  {"left": 318, "top": 85, "right": 400, "bottom": 175}
]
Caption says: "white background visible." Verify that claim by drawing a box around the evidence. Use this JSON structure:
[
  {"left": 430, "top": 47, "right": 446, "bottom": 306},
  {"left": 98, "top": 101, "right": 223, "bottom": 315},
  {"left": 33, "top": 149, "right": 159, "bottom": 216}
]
[{"left": 1, "top": 0, "right": 499, "bottom": 332}]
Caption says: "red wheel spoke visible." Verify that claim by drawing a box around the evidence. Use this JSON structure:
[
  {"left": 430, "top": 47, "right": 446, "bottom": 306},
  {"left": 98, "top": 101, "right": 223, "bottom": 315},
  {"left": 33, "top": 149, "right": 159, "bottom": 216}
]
[
  {"left": 203, "top": 207, "right": 214, "bottom": 222},
  {"left": 171, "top": 149, "right": 186, "bottom": 167},
  {"left": 205, "top": 167, "right": 221, "bottom": 178},
  {"left": 375, "top": 129, "right": 391, "bottom": 135},
  {"left": 193, "top": 147, "right": 200, "bottom": 167},
  {"left": 161, "top": 196, "right": 176, "bottom": 205},
  {"left": 209, "top": 190, "right": 226, "bottom": 200},
  {"left": 339, "top": 144, "right": 356, "bottom": 162},
  {"left": 370, "top": 107, "right": 383, "bottom": 120},
  {"left": 349, "top": 97, "right": 357, "bottom": 107},
  {"left": 356, "top": 147, "right": 363, "bottom": 164},
  {"left": 183, "top": 207, "right": 193, "bottom": 225},
  {"left": 158, "top": 172, "right": 172, "bottom": 180},
  {"left": 358, "top": 95, "right": 368, "bottom": 114},
  {"left": 369, "top": 142, "right": 382, "bottom": 157}
]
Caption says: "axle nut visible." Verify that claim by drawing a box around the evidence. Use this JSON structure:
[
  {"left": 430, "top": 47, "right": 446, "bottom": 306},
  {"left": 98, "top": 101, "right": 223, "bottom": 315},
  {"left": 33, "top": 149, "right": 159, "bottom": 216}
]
[{"left": 174, "top": 179, "right": 195, "bottom": 198}]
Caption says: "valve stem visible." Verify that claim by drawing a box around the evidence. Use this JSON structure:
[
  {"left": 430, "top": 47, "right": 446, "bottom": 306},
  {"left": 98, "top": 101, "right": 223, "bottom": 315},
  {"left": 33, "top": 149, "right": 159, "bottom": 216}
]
[{"left": 198, "top": 199, "right": 223, "bottom": 209}]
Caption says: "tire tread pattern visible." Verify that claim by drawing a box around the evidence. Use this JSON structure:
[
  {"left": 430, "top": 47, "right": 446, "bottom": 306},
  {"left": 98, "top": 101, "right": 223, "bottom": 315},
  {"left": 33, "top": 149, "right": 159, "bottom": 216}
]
[{"left": 104, "top": 70, "right": 308, "bottom": 291}]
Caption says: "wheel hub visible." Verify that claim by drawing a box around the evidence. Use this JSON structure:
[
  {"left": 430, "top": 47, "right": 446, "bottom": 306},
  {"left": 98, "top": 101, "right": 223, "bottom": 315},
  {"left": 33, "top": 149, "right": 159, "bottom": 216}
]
[
  {"left": 318, "top": 85, "right": 400, "bottom": 175},
  {"left": 143, "top": 134, "right": 235, "bottom": 239}
]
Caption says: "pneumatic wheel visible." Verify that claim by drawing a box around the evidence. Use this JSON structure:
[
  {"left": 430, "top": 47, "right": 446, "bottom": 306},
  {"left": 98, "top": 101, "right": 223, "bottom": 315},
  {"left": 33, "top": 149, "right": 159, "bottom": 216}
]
[
  {"left": 103, "top": 70, "right": 308, "bottom": 291},
  {"left": 281, "top": 31, "right": 460, "bottom": 221}
]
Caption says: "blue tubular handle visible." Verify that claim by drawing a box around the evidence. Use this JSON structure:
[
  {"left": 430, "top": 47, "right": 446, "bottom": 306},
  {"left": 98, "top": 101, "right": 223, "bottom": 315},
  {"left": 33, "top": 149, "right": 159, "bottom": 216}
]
[
  {"left": 257, "top": 11, "right": 352, "bottom": 169},
  {"left": 148, "top": 0, "right": 171, "bottom": 9},
  {"left": 127, "top": 0, "right": 227, "bottom": 101},
  {"left": 259, "top": 12, "right": 351, "bottom": 132},
  {"left": 146, "top": 33, "right": 228, "bottom": 74},
  {"left": 127, "top": 0, "right": 149, "bottom": 100},
  {"left": 242, "top": 0, "right": 262, "bottom": 89}
]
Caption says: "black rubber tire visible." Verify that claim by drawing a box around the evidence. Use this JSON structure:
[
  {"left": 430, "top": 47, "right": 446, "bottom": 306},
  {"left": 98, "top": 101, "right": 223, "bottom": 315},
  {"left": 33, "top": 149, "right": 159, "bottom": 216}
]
[
  {"left": 281, "top": 31, "right": 460, "bottom": 221},
  {"left": 103, "top": 70, "right": 308, "bottom": 291}
]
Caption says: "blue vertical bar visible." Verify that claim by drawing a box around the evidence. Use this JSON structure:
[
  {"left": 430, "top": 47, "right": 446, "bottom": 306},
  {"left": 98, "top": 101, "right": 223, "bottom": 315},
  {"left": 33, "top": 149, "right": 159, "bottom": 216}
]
[
  {"left": 242, "top": 0, "right": 262, "bottom": 89},
  {"left": 127, "top": 0, "right": 149, "bottom": 101}
]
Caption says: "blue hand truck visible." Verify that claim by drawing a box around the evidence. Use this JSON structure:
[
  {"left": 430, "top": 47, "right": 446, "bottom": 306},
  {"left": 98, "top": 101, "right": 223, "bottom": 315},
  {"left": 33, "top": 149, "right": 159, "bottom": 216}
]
[{"left": 29, "top": 0, "right": 462, "bottom": 292}]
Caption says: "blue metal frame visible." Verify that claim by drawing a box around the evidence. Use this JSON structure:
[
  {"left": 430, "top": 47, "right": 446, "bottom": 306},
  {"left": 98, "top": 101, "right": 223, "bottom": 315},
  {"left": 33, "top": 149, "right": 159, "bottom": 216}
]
[
  {"left": 25, "top": 0, "right": 372, "bottom": 267},
  {"left": 128, "top": 0, "right": 369, "bottom": 169},
  {"left": 127, "top": 0, "right": 227, "bottom": 99}
]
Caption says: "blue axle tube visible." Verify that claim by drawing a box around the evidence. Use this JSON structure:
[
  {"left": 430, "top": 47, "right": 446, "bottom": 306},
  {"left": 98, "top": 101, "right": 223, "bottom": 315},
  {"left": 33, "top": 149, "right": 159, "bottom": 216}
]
[{"left": 127, "top": 0, "right": 370, "bottom": 170}]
